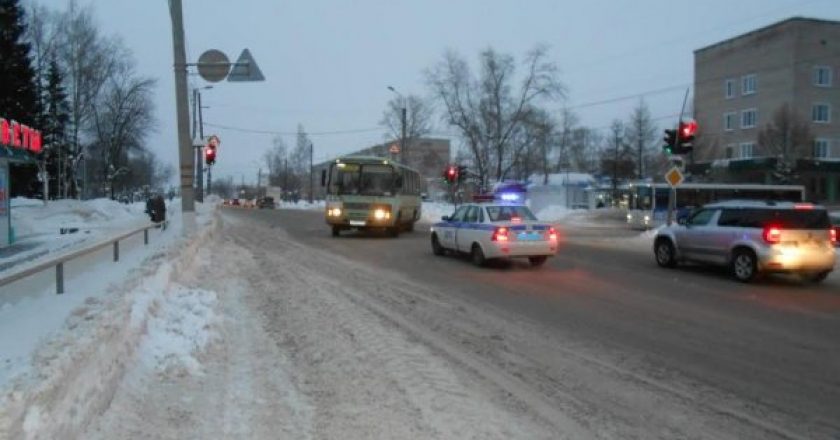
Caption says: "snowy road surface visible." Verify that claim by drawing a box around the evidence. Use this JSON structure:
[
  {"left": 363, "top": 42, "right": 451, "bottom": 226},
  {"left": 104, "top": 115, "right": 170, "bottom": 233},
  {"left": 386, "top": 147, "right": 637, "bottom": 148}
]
[
  {"left": 86, "top": 211, "right": 565, "bottom": 439},
  {"left": 3, "top": 205, "right": 838, "bottom": 439}
]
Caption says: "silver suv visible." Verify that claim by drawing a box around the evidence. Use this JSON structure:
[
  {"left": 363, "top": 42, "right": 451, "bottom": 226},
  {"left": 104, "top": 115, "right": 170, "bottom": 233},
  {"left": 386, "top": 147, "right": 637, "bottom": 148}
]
[{"left": 653, "top": 201, "right": 837, "bottom": 282}]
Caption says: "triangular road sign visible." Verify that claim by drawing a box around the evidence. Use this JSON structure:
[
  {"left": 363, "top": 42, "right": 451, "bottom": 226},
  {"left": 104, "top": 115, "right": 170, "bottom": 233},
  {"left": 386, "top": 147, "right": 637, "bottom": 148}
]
[{"left": 227, "top": 49, "right": 265, "bottom": 82}]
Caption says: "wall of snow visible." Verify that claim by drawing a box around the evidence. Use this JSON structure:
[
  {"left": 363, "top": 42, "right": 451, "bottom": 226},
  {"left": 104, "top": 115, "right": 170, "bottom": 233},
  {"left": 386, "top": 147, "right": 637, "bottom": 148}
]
[{"left": 0, "top": 209, "right": 220, "bottom": 439}]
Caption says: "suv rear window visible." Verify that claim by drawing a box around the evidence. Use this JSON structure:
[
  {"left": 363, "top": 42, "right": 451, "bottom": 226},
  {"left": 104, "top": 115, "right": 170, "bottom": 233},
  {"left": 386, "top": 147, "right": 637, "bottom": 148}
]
[{"left": 718, "top": 208, "right": 831, "bottom": 229}]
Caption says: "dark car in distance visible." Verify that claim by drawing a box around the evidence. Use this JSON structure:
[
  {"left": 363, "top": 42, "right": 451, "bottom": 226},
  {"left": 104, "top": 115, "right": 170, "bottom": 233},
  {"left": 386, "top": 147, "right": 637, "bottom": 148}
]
[{"left": 257, "top": 196, "right": 275, "bottom": 209}]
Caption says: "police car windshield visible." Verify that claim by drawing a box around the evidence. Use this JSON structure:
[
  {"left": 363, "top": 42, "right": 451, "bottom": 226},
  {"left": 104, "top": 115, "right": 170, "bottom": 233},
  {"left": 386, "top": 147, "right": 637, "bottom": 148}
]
[{"left": 486, "top": 205, "right": 537, "bottom": 222}]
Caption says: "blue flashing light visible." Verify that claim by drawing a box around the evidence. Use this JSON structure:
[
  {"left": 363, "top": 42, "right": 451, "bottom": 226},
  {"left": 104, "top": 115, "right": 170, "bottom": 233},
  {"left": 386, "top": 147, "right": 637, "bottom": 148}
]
[{"left": 500, "top": 193, "right": 520, "bottom": 201}]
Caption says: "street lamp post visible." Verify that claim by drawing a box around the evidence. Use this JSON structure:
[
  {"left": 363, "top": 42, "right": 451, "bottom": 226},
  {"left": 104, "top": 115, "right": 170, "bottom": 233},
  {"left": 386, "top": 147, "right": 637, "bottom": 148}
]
[{"left": 387, "top": 86, "right": 407, "bottom": 165}]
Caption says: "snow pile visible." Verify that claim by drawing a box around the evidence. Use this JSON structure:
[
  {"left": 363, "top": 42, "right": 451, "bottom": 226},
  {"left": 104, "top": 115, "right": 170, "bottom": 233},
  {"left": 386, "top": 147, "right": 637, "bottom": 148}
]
[
  {"left": 0, "top": 202, "right": 218, "bottom": 438},
  {"left": 421, "top": 201, "right": 454, "bottom": 223},
  {"left": 0, "top": 203, "right": 220, "bottom": 439},
  {"left": 277, "top": 200, "right": 325, "bottom": 210},
  {"left": 10, "top": 197, "right": 147, "bottom": 237},
  {"left": 535, "top": 205, "right": 575, "bottom": 222},
  {"left": 137, "top": 285, "right": 218, "bottom": 375},
  {"left": 2, "top": 198, "right": 152, "bottom": 273},
  {"left": 527, "top": 172, "right": 595, "bottom": 187}
]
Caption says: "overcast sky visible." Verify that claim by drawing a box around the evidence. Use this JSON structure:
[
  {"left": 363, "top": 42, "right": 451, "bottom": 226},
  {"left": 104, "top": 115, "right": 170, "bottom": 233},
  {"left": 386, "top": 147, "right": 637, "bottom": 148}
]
[{"left": 36, "top": 0, "right": 840, "bottom": 185}]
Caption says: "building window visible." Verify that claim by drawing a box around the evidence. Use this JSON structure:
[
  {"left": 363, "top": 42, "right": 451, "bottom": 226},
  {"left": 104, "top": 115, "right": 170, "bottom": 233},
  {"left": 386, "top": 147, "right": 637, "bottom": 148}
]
[
  {"left": 741, "top": 108, "right": 757, "bottom": 129},
  {"left": 724, "top": 112, "right": 736, "bottom": 131},
  {"left": 725, "top": 144, "right": 735, "bottom": 159},
  {"left": 725, "top": 79, "right": 735, "bottom": 99},
  {"left": 814, "top": 66, "right": 832, "bottom": 87},
  {"left": 741, "top": 74, "right": 756, "bottom": 95},
  {"left": 814, "top": 139, "right": 830, "bottom": 158},
  {"left": 739, "top": 142, "right": 754, "bottom": 159},
  {"left": 812, "top": 103, "right": 831, "bottom": 123}
]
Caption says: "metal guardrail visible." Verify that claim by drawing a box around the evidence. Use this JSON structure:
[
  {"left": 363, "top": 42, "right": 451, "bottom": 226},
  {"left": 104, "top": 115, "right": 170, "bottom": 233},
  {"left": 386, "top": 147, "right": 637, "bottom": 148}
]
[{"left": 0, "top": 220, "right": 169, "bottom": 295}]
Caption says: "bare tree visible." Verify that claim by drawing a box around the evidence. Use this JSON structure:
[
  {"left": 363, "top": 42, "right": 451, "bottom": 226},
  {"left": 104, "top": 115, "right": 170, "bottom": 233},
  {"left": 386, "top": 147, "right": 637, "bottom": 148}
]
[
  {"left": 601, "top": 120, "right": 635, "bottom": 201},
  {"left": 554, "top": 108, "right": 578, "bottom": 174},
  {"left": 625, "top": 99, "right": 657, "bottom": 180},
  {"left": 380, "top": 94, "right": 434, "bottom": 147},
  {"left": 89, "top": 56, "right": 156, "bottom": 199},
  {"left": 569, "top": 127, "right": 602, "bottom": 174},
  {"left": 758, "top": 103, "right": 812, "bottom": 183},
  {"left": 56, "top": 0, "right": 121, "bottom": 197},
  {"left": 427, "top": 45, "right": 564, "bottom": 188}
]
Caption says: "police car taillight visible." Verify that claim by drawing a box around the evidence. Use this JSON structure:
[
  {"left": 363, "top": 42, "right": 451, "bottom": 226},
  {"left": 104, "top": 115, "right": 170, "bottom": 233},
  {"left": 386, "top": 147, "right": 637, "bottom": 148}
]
[
  {"left": 492, "top": 227, "right": 509, "bottom": 242},
  {"left": 548, "top": 227, "right": 558, "bottom": 241},
  {"left": 763, "top": 225, "right": 782, "bottom": 244}
]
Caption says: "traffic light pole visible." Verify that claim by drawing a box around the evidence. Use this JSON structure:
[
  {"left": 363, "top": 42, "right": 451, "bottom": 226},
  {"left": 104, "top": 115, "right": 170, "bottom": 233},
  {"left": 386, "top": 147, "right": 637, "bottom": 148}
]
[
  {"left": 666, "top": 88, "right": 690, "bottom": 226},
  {"left": 195, "top": 91, "right": 205, "bottom": 203}
]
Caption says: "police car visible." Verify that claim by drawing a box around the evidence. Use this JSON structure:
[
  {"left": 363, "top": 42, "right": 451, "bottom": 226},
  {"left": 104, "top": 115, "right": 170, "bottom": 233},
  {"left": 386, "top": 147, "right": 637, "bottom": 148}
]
[{"left": 430, "top": 203, "right": 558, "bottom": 267}]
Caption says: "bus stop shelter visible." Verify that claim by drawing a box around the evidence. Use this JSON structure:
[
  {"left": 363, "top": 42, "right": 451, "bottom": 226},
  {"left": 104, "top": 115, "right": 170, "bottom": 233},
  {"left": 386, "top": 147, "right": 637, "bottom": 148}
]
[{"left": 0, "top": 148, "right": 38, "bottom": 248}]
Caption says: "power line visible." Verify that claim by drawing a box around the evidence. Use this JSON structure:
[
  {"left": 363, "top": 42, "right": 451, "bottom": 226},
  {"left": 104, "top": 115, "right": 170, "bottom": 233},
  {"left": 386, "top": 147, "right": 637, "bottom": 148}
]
[{"left": 203, "top": 122, "right": 383, "bottom": 136}]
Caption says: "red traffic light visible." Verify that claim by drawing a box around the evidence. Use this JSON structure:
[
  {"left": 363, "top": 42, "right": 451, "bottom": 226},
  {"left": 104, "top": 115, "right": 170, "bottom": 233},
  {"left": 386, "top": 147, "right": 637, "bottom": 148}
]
[
  {"left": 205, "top": 147, "right": 216, "bottom": 165},
  {"left": 447, "top": 166, "right": 456, "bottom": 177},
  {"left": 679, "top": 120, "right": 697, "bottom": 139}
]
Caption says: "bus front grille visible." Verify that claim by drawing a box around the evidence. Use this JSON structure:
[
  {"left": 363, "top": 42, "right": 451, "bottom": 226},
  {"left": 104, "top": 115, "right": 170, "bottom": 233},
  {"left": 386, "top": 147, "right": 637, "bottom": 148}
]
[{"left": 344, "top": 203, "right": 370, "bottom": 210}]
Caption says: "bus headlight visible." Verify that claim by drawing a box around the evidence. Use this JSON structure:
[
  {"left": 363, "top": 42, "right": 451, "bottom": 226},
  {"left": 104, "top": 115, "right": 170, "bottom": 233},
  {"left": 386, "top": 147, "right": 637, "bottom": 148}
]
[
  {"left": 327, "top": 207, "right": 342, "bottom": 217},
  {"left": 373, "top": 208, "right": 391, "bottom": 220}
]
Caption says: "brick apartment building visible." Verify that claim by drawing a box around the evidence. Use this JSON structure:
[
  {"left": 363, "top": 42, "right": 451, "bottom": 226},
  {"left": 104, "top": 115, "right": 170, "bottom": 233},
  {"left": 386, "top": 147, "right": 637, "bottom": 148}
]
[{"left": 690, "top": 17, "right": 840, "bottom": 203}]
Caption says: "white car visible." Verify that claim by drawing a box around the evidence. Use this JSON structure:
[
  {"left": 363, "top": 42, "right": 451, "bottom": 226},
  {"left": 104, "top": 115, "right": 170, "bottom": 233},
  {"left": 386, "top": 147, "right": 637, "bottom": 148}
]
[{"left": 430, "top": 203, "right": 559, "bottom": 267}]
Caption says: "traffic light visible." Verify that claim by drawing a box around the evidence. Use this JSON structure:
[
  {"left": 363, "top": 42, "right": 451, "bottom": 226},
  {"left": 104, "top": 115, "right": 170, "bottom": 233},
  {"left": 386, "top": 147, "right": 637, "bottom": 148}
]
[
  {"left": 662, "top": 120, "right": 698, "bottom": 155},
  {"left": 205, "top": 135, "right": 219, "bottom": 165},
  {"left": 444, "top": 165, "right": 458, "bottom": 183},
  {"left": 457, "top": 165, "right": 468, "bottom": 183},
  {"left": 662, "top": 129, "right": 677, "bottom": 155},
  {"left": 205, "top": 146, "right": 216, "bottom": 165},
  {"left": 676, "top": 120, "right": 697, "bottom": 154}
]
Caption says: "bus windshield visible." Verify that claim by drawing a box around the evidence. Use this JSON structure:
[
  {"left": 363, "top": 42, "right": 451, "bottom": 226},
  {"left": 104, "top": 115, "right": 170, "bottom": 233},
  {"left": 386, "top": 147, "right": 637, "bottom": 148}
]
[{"left": 329, "top": 163, "right": 395, "bottom": 196}]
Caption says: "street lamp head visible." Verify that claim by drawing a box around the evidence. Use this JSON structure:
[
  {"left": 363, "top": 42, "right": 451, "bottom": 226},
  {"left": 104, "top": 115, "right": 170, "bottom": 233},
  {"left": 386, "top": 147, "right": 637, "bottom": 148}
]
[{"left": 387, "top": 86, "right": 396, "bottom": 92}]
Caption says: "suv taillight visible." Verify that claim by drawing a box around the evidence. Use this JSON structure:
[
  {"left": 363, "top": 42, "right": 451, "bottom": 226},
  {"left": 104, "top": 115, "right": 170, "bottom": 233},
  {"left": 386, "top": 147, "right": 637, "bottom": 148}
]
[
  {"left": 491, "top": 227, "right": 509, "bottom": 242},
  {"left": 831, "top": 228, "right": 837, "bottom": 244},
  {"left": 763, "top": 226, "right": 782, "bottom": 244}
]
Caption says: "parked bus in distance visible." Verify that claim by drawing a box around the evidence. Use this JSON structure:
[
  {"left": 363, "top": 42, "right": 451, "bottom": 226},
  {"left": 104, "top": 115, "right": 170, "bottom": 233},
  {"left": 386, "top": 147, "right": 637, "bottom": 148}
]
[
  {"left": 626, "top": 183, "right": 806, "bottom": 229},
  {"left": 322, "top": 156, "right": 422, "bottom": 237}
]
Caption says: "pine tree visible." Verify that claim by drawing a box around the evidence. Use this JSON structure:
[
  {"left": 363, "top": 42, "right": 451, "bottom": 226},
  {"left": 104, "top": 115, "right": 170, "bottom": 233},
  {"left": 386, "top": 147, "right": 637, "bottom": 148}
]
[
  {"left": 43, "top": 58, "right": 69, "bottom": 198},
  {"left": 0, "top": 0, "right": 39, "bottom": 125}
]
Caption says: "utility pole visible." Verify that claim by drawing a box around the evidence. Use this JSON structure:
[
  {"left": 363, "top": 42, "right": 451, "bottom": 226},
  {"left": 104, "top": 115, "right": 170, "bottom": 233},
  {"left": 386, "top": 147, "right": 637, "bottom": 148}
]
[
  {"left": 309, "top": 142, "right": 314, "bottom": 203},
  {"left": 387, "top": 86, "right": 407, "bottom": 165},
  {"left": 612, "top": 130, "right": 619, "bottom": 205},
  {"left": 638, "top": 130, "right": 644, "bottom": 180},
  {"left": 168, "top": 0, "right": 195, "bottom": 229},
  {"left": 257, "top": 168, "right": 262, "bottom": 196},
  {"left": 401, "top": 106, "right": 407, "bottom": 165}
]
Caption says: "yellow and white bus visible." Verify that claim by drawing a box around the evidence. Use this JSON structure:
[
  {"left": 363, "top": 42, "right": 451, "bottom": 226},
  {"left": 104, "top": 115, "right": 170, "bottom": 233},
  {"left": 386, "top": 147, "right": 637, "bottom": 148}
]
[{"left": 321, "top": 156, "right": 423, "bottom": 237}]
